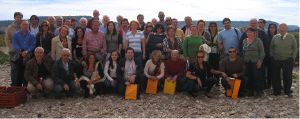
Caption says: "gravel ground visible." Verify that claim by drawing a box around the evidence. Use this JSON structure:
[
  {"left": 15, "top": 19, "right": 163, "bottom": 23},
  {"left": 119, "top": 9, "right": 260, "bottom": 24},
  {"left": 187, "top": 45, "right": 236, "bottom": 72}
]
[{"left": 0, "top": 64, "right": 299, "bottom": 118}]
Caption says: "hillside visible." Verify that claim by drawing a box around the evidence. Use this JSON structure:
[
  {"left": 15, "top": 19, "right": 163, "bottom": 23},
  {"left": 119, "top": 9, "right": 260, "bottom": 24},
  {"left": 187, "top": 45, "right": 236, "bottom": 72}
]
[{"left": 0, "top": 16, "right": 298, "bottom": 32}]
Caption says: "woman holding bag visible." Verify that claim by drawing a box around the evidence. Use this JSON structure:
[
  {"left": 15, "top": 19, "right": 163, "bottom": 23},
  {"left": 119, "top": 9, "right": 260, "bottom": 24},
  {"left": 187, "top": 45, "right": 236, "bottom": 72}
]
[
  {"left": 144, "top": 50, "right": 165, "bottom": 92},
  {"left": 75, "top": 54, "right": 105, "bottom": 98},
  {"left": 185, "top": 50, "right": 226, "bottom": 98}
]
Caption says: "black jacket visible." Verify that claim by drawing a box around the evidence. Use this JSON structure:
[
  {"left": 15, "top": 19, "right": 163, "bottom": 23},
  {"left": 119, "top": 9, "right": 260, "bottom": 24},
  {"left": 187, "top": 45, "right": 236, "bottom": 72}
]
[{"left": 52, "top": 59, "right": 76, "bottom": 85}]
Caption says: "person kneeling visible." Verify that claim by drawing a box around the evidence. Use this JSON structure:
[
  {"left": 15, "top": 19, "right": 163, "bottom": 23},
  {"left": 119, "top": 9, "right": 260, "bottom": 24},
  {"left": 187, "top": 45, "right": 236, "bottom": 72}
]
[
  {"left": 76, "top": 54, "right": 106, "bottom": 98},
  {"left": 185, "top": 50, "right": 225, "bottom": 98},
  {"left": 25, "top": 47, "right": 54, "bottom": 98},
  {"left": 52, "top": 48, "right": 79, "bottom": 98}
]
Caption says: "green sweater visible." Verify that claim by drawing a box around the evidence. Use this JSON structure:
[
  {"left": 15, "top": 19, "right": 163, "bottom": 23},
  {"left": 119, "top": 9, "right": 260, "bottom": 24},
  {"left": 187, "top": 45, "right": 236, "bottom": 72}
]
[
  {"left": 182, "top": 36, "right": 204, "bottom": 58},
  {"left": 242, "top": 38, "right": 265, "bottom": 63},
  {"left": 270, "top": 33, "right": 297, "bottom": 60}
]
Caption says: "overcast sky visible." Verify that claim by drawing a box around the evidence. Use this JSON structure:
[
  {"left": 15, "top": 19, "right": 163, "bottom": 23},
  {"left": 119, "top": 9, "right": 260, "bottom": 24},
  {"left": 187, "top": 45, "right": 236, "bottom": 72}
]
[{"left": 0, "top": 0, "right": 299, "bottom": 25}]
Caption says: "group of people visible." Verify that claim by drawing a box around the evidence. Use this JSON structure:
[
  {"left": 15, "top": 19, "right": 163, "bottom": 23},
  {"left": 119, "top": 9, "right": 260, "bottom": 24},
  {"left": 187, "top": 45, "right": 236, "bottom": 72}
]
[{"left": 4, "top": 10, "right": 297, "bottom": 99}]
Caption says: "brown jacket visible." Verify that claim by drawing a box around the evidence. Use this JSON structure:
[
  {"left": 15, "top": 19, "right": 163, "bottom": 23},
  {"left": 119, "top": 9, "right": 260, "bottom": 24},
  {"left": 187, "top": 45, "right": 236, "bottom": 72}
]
[{"left": 24, "top": 56, "right": 54, "bottom": 86}]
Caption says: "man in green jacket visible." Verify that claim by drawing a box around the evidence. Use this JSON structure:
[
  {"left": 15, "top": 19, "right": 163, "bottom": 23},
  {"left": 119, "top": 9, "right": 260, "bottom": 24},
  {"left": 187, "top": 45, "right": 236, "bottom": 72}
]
[{"left": 270, "top": 23, "right": 297, "bottom": 97}]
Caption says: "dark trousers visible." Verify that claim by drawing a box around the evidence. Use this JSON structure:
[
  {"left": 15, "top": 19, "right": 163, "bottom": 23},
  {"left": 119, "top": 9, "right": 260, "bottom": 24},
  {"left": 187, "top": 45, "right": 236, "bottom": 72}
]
[
  {"left": 175, "top": 76, "right": 187, "bottom": 92},
  {"left": 262, "top": 56, "right": 273, "bottom": 89},
  {"left": 54, "top": 80, "right": 78, "bottom": 97},
  {"left": 79, "top": 80, "right": 90, "bottom": 97},
  {"left": 273, "top": 58, "right": 294, "bottom": 95},
  {"left": 184, "top": 77, "right": 218, "bottom": 93},
  {"left": 11, "top": 57, "right": 27, "bottom": 87},
  {"left": 245, "top": 62, "right": 264, "bottom": 93},
  {"left": 94, "top": 82, "right": 106, "bottom": 95}
]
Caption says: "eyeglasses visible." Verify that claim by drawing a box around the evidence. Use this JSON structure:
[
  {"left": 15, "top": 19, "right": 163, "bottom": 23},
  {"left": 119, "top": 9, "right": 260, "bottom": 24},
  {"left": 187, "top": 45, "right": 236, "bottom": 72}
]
[
  {"left": 228, "top": 50, "right": 236, "bottom": 53},
  {"left": 197, "top": 56, "right": 204, "bottom": 59}
]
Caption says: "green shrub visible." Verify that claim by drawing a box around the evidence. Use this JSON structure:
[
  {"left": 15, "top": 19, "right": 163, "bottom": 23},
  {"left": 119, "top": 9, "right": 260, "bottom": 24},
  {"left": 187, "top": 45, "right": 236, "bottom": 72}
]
[{"left": 0, "top": 51, "right": 9, "bottom": 64}]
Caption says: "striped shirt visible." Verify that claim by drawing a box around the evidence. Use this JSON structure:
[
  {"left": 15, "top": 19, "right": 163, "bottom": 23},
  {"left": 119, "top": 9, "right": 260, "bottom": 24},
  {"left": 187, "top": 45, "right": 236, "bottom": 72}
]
[
  {"left": 83, "top": 31, "right": 106, "bottom": 55},
  {"left": 126, "top": 31, "right": 144, "bottom": 52}
]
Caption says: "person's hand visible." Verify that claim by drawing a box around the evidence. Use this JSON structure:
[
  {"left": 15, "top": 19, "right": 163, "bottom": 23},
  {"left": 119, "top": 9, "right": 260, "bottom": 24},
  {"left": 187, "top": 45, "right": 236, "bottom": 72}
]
[
  {"left": 142, "top": 54, "right": 146, "bottom": 60},
  {"left": 232, "top": 73, "right": 238, "bottom": 78},
  {"left": 111, "top": 80, "right": 115, "bottom": 86},
  {"left": 196, "top": 78, "right": 202, "bottom": 88},
  {"left": 256, "top": 61, "right": 262, "bottom": 69},
  {"left": 150, "top": 76, "right": 157, "bottom": 80},
  {"left": 75, "top": 79, "right": 80, "bottom": 87},
  {"left": 172, "top": 75, "right": 178, "bottom": 80},
  {"left": 221, "top": 72, "right": 228, "bottom": 78},
  {"left": 156, "top": 43, "right": 163, "bottom": 48},
  {"left": 64, "top": 84, "right": 69, "bottom": 91},
  {"left": 36, "top": 84, "right": 43, "bottom": 91},
  {"left": 21, "top": 51, "right": 28, "bottom": 57}
]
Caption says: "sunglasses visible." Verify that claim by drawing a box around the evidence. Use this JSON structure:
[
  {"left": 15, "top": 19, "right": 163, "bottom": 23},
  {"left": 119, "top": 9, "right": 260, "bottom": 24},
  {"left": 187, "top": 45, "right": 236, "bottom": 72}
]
[
  {"left": 229, "top": 50, "right": 236, "bottom": 53},
  {"left": 210, "top": 26, "right": 216, "bottom": 27},
  {"left": 197, "top": 56, "right": 204, "bottom": 59},
  {"left": 42, "top": 24, "right": 48, "bottom": 27}
]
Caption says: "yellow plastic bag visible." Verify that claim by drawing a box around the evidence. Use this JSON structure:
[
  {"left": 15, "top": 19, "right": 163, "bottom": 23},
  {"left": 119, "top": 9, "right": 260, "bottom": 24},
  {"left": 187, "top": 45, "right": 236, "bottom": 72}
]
[
  {"left": 163, "top": 80, "right": 176, "bottom": 95},
  {"left": 146, "top": 79, "right": 158, "bottom": 94},
  {"left": 226, "top": 78, "right": 241, "bottom": 99},
  {"left": 125, "top": 84, "right": 137, "bottom": 100},
  {"left": 226, "top": 79, "right": 235, "bottom": 97},
  {"left": 231, "top": 79, "right": 241, "bottom": 100}
]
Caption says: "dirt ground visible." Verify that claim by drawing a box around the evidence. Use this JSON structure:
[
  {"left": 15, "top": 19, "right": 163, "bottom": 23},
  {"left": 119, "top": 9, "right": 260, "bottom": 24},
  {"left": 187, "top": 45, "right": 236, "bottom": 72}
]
[{"left": 0, "top": 64, "right": 299, "bottom": 118}]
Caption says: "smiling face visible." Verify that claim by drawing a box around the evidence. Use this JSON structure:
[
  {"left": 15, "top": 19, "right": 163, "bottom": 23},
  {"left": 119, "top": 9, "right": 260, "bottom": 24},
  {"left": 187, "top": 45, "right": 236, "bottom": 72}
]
[
  {"left": 34, "top": 48, "right": 44, "bottom": 62},
  {"left": 246, "top": 30, "right": 256, "bottom": 39},
  {"left": 196, "top": 52, "right": 205, "bottom": 63},
  {"left": 197, "top": 22, "right": 205, "bottom": 31},
  {"left": 130, "top": 21, "right": 139, "bottom": 31},
  {"left": 59, "top": 26, "right": 68, "bottom": 37},
  {"left": 111, "top": 51, "right": 119, "bottom": 61},
  {"left": 279, "top": 23, "right": 287, "bottom": 35},
  {"left": 20, "top": 21, "right": 29, "bottom": 32},
  {"left": 108, "top": 22, "right": 114, "bottom": 33},
  {"left": 126, "top": 49, "right": 134, "bottom": 60},
  {"left": 41, "top": 22, "right": 49, "bottom": 32},
  {"left": 76, "top": 28, "right": 83, "bottom": 38}
]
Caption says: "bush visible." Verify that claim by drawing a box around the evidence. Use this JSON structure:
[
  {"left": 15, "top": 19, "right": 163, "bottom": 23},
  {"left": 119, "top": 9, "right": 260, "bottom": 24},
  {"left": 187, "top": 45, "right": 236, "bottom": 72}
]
[{"left": 0, "top": 51, "right": 9, "bottom": 64}]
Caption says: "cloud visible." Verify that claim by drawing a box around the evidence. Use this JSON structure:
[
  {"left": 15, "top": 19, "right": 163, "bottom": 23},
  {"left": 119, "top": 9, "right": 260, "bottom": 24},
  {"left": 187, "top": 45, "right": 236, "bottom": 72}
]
[{"left": 0, "top": 0, "right": 298, "bottom": 25}]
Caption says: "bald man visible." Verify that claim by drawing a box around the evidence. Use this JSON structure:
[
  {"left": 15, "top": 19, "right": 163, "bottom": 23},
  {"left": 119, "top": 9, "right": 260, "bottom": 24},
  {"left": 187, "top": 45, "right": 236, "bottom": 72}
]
[{"left": 270, "top": 23, "right": 297, "bottom": 97}]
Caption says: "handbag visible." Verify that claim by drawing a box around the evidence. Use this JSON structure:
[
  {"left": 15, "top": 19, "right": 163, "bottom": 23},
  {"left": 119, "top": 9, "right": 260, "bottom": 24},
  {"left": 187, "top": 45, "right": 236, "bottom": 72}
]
[
  {"left": 163, "top": 80, "right": 176, "bottom": 95},
  {"left": 125, "top": 84, "right": 137, "bottom": 100}
]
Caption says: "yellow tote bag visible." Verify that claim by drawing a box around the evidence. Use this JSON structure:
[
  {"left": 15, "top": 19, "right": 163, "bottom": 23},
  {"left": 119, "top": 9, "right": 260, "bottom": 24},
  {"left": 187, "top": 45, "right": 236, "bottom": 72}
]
[
  {"left": 125, "top": 84, "right": 137, "bottom": 100},
  {"left": 146, "top": 79, "right": 158, "bottom": 94},
  {"left": 226, "top": 78, "right": 235, "bottom": 97},
  {"left": 231, "top": 79, "right": 241, "bottom": 100},
  {"left": 163, "top": 80, "right": 176, "bottom": 95}
]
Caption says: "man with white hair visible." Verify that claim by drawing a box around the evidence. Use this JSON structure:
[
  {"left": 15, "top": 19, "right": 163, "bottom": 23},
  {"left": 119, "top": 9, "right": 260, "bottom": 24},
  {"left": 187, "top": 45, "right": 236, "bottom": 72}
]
[
  {"left": 79, "top": 17, "right": 91, "bottom": 32},
  {"left": 270, "top": 23, "right": 297, "bottom": 97},
  {"left": 100, "top": 15, "right": 110, "bottom": 33},
  {"left": 25, "top": 47, "right": 54, "bottom": 98},
  {"left": 52, "top": 48, "right": 78, "bottom": 98}
]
